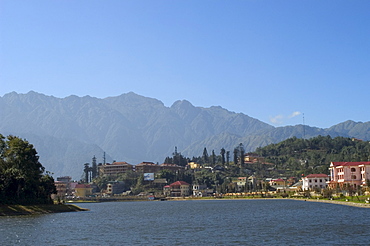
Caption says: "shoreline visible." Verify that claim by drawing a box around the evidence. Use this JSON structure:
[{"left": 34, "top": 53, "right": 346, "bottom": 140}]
[
  {"left": 0, "top": 204, "right": 89, "bottom": 216},
  {"left": 293, "top": 198, "right": 370, "bottom": 208},
  {"left": 170, "top": 196, "right": 370, "bottom": 208}
]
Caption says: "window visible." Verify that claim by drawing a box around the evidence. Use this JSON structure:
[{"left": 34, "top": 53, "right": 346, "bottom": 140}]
[
  {"left": 351, "top": 168, "right": 356, "bottom": 172},
  {"left": 309, "top": 180, "right": 311, "bottom": 183},
  {"left": 320, "top": 179, "right": 322, "bottom": 182},
  {"left": 315, "top": 179, "right": 317, "bottom": 182}
]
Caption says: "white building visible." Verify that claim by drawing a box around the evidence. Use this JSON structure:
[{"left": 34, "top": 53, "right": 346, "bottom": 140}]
[{"left": 302, "top": 174, "right": 329, "bottom": 190}]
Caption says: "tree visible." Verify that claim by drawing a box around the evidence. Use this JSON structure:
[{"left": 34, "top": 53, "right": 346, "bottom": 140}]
[
  {"left": 220, "top": 148, "right": 226, "bottom": 166},
  {"left": 233, "top": 148, "right": 238, "bottom": 165},
  {"left": 211, "top": 150, "right": 216, "bottom": 166},
  {"left": 0, "top": 135, "right": 56, "bottom": 204},
  {"left": 202, "top": 147, "right": 209, "bottom": 164}
]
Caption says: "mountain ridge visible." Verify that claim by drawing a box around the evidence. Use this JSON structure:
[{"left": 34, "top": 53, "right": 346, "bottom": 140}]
[{"left": 1, "top": 91, "right": 368, "bottom": 179}]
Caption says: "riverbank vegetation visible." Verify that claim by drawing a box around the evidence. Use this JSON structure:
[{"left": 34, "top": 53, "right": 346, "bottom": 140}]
[{"left": 0, "top": 134, "right": 56, "bottom": 205}]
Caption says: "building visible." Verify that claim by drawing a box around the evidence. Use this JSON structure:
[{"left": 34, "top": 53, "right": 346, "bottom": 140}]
[
  {"left": 192, "top": 184, "right": 213, "bottom": 197},
  {"left": 160, "top": 163, "right": 185, "bottom": 173},
  {"left": 54, "top": 176, "right": 73, "bottom": 199},
  {"left": 135, "top": 162, "right": 161, "bottom": 173},
  {"left": 188, "top": 162, "right": 201, "bottom": 169},
  {"left": 106, "top": 181, "right": 126, "bottom": 195},
  {"left": 98, "top": 161, "right": 134, "bottom": 177},
  {"left": 165, "top": 181, "right": 190, "bottom": 197},
  {"left": 244, "top": 153, "right": 266, "bottom": 164},
  {"left": 302, "top": 174, "right": 329, "bottom": 190},
  {"left": 53, "top": 181, "right": 67, "bottom": 200},
  {"left": 74, "top": 184, "right": 93, "bottom": 198},
  {"left": 328, "top": 162, "right": 370, "bottom": 189},
  {"left": 269, "top": 178, "right": 285, "bottom": 186},
  {"left": 236, "top": 177, "right": 247, "bottom": 191}
]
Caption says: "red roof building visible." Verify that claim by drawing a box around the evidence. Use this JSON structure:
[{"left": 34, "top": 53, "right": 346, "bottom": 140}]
[
  {"left": 164, "top": 181, "right": 190, "bottom": 197},
  {"left": 328, "top": 162, "right": 370, "bottom": 189}
]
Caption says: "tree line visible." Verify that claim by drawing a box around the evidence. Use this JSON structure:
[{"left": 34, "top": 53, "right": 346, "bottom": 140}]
[{"left": 0, "top": 134, "right": 56, "bottom": 205}]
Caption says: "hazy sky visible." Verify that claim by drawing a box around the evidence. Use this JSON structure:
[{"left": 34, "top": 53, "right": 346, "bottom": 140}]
[{"left": 1, "top": 1, "right": 369, "bottom": 128}]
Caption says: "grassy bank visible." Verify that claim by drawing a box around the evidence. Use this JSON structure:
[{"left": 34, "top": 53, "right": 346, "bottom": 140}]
[{"left": 0, "top": 204, "right": 89, "bottom": 216}]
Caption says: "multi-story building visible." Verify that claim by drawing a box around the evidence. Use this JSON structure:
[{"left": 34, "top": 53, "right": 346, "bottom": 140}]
[
  {"left": 302, "top": 174, "right": 329, "bottom": 190},
  {"left": 98, "top": 161, "right": 134, "bottom": 177},
  {"left": 159, "top": 163, "right": 185, "bottom": 173},
  {"left": 328, "top": 162, "right": 370, "bottom": 189},
  {"left": 135, "top": 162, "right": 161, "bottom": 173},
  {"left": 164, "top": 181, "right": 190, "bottom": 197}
]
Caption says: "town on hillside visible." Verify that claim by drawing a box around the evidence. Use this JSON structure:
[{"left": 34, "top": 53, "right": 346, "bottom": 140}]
[
  {"left": 54, "top": 154, "right": 370, "bottom": 202},
  {"left": 52, "top": 137, "right": 370, "bottom": 202}
]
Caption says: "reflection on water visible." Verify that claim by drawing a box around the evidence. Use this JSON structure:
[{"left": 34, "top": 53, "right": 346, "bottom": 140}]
[{"left": 1, "top": 199, "right": 370, "bottom": 245}]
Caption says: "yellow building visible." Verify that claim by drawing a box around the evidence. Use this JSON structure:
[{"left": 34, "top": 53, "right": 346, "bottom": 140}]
[
  {"left": 74, "top": 184, "right": 93, "bottom": 198},
  {"left": 188, "top": 162, "right": 201, "bottom": 169}
]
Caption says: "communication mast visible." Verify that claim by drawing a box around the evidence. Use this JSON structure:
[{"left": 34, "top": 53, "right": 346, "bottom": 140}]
[{"left": 303, "top": 113, "right": 306, "bottom": 140}]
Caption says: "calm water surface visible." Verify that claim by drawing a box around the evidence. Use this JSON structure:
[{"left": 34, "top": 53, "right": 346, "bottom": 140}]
[{"left": 1, "top": 199, "right": 370, "bottom": 245}]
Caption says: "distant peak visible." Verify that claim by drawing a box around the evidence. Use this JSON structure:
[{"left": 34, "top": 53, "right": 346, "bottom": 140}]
[{"left": 171, "top": 100, "right": 194, "bottom": 109}]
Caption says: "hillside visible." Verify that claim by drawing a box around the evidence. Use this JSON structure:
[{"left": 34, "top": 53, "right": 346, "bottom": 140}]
[
  {"left": 0, "top": 91, "right": 369, "bottom": 179},
  {"left": 254, "top": 136, "right": 370, "bottom": 178}
]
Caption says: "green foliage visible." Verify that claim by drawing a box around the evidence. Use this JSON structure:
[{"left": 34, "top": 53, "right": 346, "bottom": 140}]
[
  {"left": 255, "top": 136, "right": 370, "bottom": 177},
  {"left": 0, "top": 134, "right": 56, "bottom": 204}
]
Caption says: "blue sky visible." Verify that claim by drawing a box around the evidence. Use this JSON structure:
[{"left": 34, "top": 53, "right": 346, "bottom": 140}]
[{"left": 1, "top": 1, "right": 369, "bottom": 128}]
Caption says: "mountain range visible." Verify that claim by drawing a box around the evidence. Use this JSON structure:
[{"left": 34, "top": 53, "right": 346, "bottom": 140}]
[{"left": 1, "top": 91, "right": 369, "bottom": 179}]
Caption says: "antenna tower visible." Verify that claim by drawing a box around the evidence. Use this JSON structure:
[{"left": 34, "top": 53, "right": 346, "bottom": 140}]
[{"left": 303, "top": 113, "right": 306, "bottom": 139}]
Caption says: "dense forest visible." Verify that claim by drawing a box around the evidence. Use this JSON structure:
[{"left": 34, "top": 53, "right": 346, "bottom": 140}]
[{"left": 0, "top": 135, "right": 56, "bottom": 205}]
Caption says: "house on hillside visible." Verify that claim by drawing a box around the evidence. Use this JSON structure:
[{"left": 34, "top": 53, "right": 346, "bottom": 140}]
[
  {"left": 269, "top": 178, "right": 285, "bottom": 186},
  {"left": 328, "top": 162, "right": 370, "bottom": 189},
  {"left": 164, "top": 181, "right": 190, "bottom": 197},
  {"left": 302, "top": 174, "right": 329, "bottom": 190},
  {"left": 160, "top": 163, "right": 185, "bottom": 173},
  {"left": 135, "top": 162, "right": 161, "bottom": 173},
  {"left": 98, "top": 161, "right": 134, "bottom": 177}
]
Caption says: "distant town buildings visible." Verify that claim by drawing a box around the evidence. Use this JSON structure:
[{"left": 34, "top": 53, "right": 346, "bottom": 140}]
[{"left": 98, "top": 161, "right": 184, "bottom": 178}]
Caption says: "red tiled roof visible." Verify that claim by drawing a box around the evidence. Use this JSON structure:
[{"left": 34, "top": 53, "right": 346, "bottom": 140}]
[
  {"left": 170, "top": 181, "right": 190, "bottom": 186},
  {"left": 331, "top": 162, "right": 370, "bottom": 167},
  {"left": 305, "top": 174, "right": 328, "bottom": 178},
  {"left": 272, "top": 178, "right": 284, "bottom": 182}
]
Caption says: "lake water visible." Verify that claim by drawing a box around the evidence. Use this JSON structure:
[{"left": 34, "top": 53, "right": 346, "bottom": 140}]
[{"left": 1, "top": 199, "right": 370, "bottom": 245}]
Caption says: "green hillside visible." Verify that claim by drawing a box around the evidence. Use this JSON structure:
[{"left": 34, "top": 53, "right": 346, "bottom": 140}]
[{"left": 254, "top": 136, "right": 370, "bottom": 178}]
